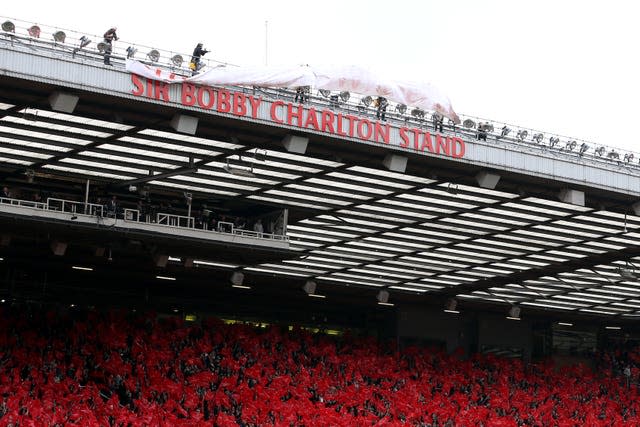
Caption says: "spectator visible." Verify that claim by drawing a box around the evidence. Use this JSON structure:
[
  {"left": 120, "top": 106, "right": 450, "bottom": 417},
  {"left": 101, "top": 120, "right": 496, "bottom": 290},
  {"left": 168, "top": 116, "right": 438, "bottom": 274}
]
[
  {"left": 433, "top": 112, "right": 444, "bottom": 132},
  {"left": 189, "top": 43, "right": 209, "bottom": 75},
  {"left": 253, "top": 218, "right": 264, "bottom": 236},
  {"left": 1, "top": 186, "right": 11, "bottom": 198},
  {"left": 107, "top": 195, "right": 119, "bottom": 218},
  {"left": 102, "top": 27, "right": 118, "bottom": 65},
  {"left": 375, "top": 96, "right": 388, "bottom": 121},
  {"left": 294, "top": 86, "right": 309, "bottom": 103}
]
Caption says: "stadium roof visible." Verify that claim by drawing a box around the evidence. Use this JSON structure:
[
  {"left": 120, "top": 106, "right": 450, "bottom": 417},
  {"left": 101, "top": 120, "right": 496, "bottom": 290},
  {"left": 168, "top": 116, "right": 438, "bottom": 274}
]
[
  {"left": 1, "top": 20, "right": 640, "bottom": 321},
  {"left": 1, "top": 96, "right": 640, "bottom": 321}
]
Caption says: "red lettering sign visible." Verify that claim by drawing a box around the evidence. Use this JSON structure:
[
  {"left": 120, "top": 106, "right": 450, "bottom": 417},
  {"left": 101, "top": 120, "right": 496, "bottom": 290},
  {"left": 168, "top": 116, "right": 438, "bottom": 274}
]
[{"left": 130, "top": 75, "right": 466, "bottom": 159}]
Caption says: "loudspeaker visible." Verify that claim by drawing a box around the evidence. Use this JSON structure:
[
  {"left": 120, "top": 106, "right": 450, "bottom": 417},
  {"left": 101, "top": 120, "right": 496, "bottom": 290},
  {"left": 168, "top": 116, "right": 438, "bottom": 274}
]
[
  {"left": 383, "top": 154, "right": 407, "bottom": 173},
  {"left": 303, "top": 280, "right": 316, "bottom": 295},
  {"left": 50, "top": 241, "right": 67, "bottom": 256},
  {"left": 230, "top": 271, "right": 244, "bottom": 286},
  {"left": 282, "top": 135, "right": 309, "bottom": 154},
  {"left": 49, "top": 92, "right": 79, "bottom": 113},
  {"left": 558, "top": 189, "right": 585, "bottom": 206},
  {"left": 170, "top": 114, "right": 199, "bottom": 135}
]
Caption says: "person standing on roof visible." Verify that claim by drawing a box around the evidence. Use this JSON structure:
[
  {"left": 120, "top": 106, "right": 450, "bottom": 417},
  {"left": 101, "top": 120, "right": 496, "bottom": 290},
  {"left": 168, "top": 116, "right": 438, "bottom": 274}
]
[
  {"left": 103, "top": 27, "right": 118, "bottom": 65},
  {"left": 190, "top": 43, "right": 209, "bottom": 75}
]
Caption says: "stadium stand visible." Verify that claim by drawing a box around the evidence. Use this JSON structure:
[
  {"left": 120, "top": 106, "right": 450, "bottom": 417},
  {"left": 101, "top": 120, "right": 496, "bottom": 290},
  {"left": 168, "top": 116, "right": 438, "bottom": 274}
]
[{"left": 0, "top": 305, "right": 637, "bottom": 426}]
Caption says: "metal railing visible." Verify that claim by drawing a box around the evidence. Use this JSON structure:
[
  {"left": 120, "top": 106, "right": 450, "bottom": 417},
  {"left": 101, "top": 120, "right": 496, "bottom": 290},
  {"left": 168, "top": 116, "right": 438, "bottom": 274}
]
[
  {"left": 1, "top": 15, "right": 637, "bottom": 173},
  {"left": 0, "top": 196, "right": 288, "bottom": 240}
]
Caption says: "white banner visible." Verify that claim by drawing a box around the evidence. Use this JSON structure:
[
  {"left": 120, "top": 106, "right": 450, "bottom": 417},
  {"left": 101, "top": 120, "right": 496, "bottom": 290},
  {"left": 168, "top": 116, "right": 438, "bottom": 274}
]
[{"left": 125, "top": 60, "right": 460, "bottom": 123}]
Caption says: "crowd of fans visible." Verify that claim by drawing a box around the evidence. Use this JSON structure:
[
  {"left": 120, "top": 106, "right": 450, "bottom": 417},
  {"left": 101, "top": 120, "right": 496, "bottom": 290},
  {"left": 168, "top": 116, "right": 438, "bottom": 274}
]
[{"left": 0, "top": 306, "right": 638, "bottom": 426}]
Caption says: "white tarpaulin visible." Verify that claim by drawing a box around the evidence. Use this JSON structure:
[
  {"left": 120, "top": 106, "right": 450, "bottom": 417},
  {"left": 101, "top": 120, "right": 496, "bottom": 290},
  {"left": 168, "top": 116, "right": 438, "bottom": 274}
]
[{"left": 126, "top": 60, "right": 460, "bottom": 123}]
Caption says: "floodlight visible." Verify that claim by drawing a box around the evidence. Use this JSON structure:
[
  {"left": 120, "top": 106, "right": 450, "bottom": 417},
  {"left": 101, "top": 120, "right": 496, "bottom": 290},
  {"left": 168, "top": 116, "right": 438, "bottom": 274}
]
[
  {"left": 1, "top": 21, "right": 15, "bottom": 33},
  {"left": 594, "top": 146, "right": 605, "bottom": 156},
  {"left": 481, "top": 122, "right": 494, "bottom": 133},
  {"left": 607, "top": 150, "right": 619, "bottom": 160},
  {"left": 549, "top": 136, "right": 559, "bottom": 147},
  {"left": 564, "top": 140, "right": 577, "bottom": 151},
  {"left": 97, "top": 42, "right": 107, "bottom": 53},
  {"left": 52, "top": 31, "right": 66, "bottom": 43},
  {"left": 395, "top": 104, "right": 407, "bottom": 114},
  {"left": 532, "top": 133, "right": 544, "bottom": 143},
  {"left": 411, "top": 108, "right": 425, "bottom": 119},
  {"left": 147, "top": 49, "right": 160, "bottom": 62},
  {"left": 500, "top": 126, "right": 511, "bottom": 137},
  {"left": 170, "top": 54, "right": 183, "bottom": 67},
  {"left": 27, "top": 25, "right": 40, "bottom": 38},
  {"left": 360, "top": 96, "right": 373, "bottom": 107},
  {"left": 339, "top": 91, "right": 350, "bottom": 102},
  {"left": 579, "top": 142, "right": 589, "bottom": 155},
  {"left": 318, "top": 89, "right": 331, "bottom": 98},
  {"left": 78, "top": 36, "right": 91, "bottom": 49},
  {"left": 126, "top": 46, "right": 137, "bottom": 59},
  {"left": 462, "top": 119, "right": 476, "bottom": 129},
  {"left": 624, "top": 153, "right": 635, "bottom": 163},
  {"left": 516, "top": 130, "right": 528, "bottom": 141}
]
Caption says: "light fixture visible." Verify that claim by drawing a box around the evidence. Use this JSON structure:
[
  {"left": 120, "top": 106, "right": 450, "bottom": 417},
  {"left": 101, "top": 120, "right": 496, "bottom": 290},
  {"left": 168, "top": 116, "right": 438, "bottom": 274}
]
[
  {"left": 444, "top": 298, "right": 459, "bottom": 314},
  {"left": 72, "top": 266, "right": 93, "bottom": 271},
  {"left": 605, "top": 326, "right": 621, "bottom": 330},
  {"left": 52, "top": 31, "right": 66, "bottom": 43},
  {"left": 96, "top": 42, "right": 107, "bottom": 53},
  {"left": 506, "top": 306, "right": 521, "bottom": 320},
  {"left": 516, "top": 130, "right": 528, "bottom": 141},
  {"left": 500, "top": 126, "right": 511, "bottom": 137},
  {"left": 223, "top": 160, "right": 255, "bottom": 177},
  {"left": 339, "top": 91, "right": 350, "bottom": 102},
  {"left": 607, "top": 150, "right": 619, "bottom": 160},
  {"left": 171, "top": 54, "right": 183, "bottom": 67},
  {"left": 232, "top": 284, "right": 252, "bottom": 289},
  {"left": 410, "top": 108, "right": 425, "bottom": 119},
  {"left": 1, "top": 21, "right": 15, "bottom": 33},
  {"left": 395, "top": 104, "right": 407, "bottom": 115},
  {"left": 462, "top": 119, "right": 476, "bottom": 129},
  {"left": 147, "top": 49, "right": 160, "bottom": 63},
  {"left": 360, "top": 96, "right": 372, "bottom": 107},
  {"left": 558, "top": 322, "right": 573, "bottom": 326},
  {"left": 624, "top": 153, "right": 635, "bottom": 163},
  {"left": 156, "top": 275, "right": 176, "bottom": 281},
  {"left": 579, "top": 142, "right": 589, "bottom": 155},
  {"left": 481, "top": 122, "right": 494, "bottom": 133},
  {"left": 318, "top": 89, "right": 331, "bottom": 98},
  {"left": 594, "top": 146, "right": 605, "bottom": 156},
  {"left": 28, "top": 25, "right": 40, "bottom": 38},
  {"left": 564, "top": 140, "right": 577, "bottom": 151},
  {"left": 532, "top": 133, "right": 544, "bottom": 143},
  {"left": 126, "top": 46, "right": 137, "bottom": 59},
  {"left": 618, "top": 265, "right": 637, "bottom": 280},
  {"left": 78, "top": 36, "right": 91, "bottom": 49},
  {"left": 548, "top": 136, "right": 559, "bottom": 147}
]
